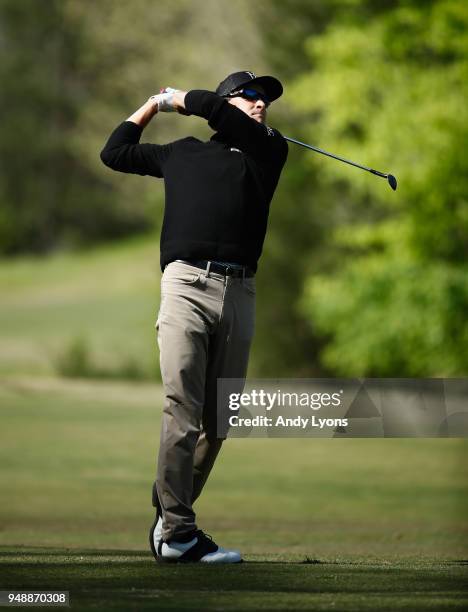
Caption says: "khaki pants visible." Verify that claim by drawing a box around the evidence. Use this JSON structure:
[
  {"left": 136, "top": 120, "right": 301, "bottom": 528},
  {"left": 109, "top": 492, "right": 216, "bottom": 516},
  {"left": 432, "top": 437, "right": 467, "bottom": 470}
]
[{"left": 152, "top": 261, "right": 255, "bottom": 541}]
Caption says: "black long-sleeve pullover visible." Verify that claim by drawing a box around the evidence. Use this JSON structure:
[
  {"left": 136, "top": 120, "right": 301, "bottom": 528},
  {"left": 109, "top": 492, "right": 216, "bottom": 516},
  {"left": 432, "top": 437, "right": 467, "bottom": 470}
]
[{"left": 100, "top": 90, "right": 288, "bottom": 272}]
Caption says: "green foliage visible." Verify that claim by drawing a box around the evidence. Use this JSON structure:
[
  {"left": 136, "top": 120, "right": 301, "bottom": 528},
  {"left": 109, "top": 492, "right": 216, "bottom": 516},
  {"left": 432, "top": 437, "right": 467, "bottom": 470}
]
[
  {"left": 290, "top": 0, "right": 468, "bottom": 375},
  {"left": 302, "top": 255, "right": 468, "bottom": 376},
  {"left": 56, "top": 336, "right": 91, "bottom": 378},
  {"left": 0, "top": 0, "right": 153, "bottom": 254}
]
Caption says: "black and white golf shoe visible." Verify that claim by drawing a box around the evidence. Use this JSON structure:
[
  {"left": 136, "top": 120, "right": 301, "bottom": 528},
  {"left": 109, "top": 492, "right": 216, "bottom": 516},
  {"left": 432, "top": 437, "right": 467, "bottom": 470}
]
[
  {"left": 149, "top": 514, "right": 163, "bottom": 561},
  {"left": 155, "top": 529, "right": 242, "bottom": 564}
]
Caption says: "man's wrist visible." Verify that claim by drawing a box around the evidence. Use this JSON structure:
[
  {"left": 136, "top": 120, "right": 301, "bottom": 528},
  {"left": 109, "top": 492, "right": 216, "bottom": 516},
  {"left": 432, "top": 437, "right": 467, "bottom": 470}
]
[{"left": 147, "top": 97, "right": 159, "bottom": 114}]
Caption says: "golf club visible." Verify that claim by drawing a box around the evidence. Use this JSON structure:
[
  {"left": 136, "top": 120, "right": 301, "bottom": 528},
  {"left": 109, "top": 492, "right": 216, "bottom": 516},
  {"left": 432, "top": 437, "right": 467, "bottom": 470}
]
[{"left": 285, "top": 136, "right": 397, "bottom": 191}]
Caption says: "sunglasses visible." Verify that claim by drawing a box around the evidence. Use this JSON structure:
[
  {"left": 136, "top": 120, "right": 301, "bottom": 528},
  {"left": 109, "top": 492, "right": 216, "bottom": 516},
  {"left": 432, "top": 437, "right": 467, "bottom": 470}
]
[{"left": 228, "top": 88, "right": 270, "bottom": 107}]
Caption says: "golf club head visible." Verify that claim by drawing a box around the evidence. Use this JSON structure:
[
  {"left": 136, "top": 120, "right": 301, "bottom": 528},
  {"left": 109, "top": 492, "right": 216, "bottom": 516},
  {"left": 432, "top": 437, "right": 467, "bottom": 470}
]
[{"left": 387, "top": 174, "right": 397, "bottom": 191}]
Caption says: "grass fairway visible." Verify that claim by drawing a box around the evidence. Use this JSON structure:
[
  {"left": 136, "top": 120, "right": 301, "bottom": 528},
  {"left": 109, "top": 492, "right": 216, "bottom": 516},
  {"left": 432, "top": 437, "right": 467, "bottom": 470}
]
[
  {"left": 0, "top": 237, "right": 161, "bottom": 378},
  {"left": 1, "top": 376, "right": 467, "bottom": 610},
  {"left": 1, "top": 549, "right": 466, "bottom": 612}
]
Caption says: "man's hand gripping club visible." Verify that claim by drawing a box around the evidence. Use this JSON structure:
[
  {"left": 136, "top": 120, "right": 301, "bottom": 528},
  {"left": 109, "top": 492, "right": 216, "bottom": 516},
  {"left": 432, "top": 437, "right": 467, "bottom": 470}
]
[{"left": 150, "top": 87, "right": 179, "bottom": 112}]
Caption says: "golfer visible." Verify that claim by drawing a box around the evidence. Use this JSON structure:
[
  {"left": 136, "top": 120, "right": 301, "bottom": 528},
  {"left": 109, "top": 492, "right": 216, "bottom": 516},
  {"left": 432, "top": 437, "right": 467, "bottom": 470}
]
[{"left": 100, "top": 71, "right": 288, "bottom": 563}]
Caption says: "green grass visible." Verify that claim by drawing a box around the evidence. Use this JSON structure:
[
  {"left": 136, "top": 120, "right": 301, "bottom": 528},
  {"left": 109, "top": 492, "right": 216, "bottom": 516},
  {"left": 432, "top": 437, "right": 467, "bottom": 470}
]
[
  {"left": 1, "top": 239, "right": 467, "bottom": 609},
  {"left": 0, "top": 376, "right": 467, "bottom": 610},
  {"left": 0, "top": 236, "right": 161, "bottom": 378},
  {"left": 1, "top": 550, "right": 466, "bottom": 611}
]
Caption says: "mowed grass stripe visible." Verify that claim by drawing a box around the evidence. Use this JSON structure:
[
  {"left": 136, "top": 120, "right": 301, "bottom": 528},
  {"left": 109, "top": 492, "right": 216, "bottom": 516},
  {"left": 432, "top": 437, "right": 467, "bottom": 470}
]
[
  {"left": 0, "top": 376, "right": 467, "bottom": 557},
  {"left": 1, "top": 377, "right": 467, "bottom": 609}
]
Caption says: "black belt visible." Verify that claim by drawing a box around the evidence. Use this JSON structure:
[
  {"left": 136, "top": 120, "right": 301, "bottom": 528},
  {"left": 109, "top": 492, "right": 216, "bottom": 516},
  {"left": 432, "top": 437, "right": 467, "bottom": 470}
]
[{"left": 178, "top": 259, "right": 255, "bottom": 278}]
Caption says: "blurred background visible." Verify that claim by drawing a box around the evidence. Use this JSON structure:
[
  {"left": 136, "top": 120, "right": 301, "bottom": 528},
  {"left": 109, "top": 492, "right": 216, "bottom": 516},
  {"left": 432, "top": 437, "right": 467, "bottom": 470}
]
[
  {"left": 1, "top": 0, "right": 467, "bottom": 380},
  {"left": 0, "top": 0, "right": 467, "bottom": 559}
]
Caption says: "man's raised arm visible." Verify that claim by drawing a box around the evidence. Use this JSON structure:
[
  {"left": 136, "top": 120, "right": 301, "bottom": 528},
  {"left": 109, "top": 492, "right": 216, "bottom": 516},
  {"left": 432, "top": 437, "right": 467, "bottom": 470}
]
[{"left": 99, "top": 93, "right": 182, "bottom": 177}]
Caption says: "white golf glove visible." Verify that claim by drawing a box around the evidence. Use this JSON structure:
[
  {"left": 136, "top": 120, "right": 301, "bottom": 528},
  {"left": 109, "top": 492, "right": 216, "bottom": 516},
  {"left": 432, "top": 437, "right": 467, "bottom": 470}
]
[{"left": 150, "top": 87, "right": 180, "bottom": 112}]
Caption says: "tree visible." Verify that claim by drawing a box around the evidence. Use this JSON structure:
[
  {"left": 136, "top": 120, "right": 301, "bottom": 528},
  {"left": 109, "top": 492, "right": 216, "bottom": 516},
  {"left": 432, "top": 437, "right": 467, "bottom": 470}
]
[{"left": 289, "top": 0, "right": 468, "bottom": 375}]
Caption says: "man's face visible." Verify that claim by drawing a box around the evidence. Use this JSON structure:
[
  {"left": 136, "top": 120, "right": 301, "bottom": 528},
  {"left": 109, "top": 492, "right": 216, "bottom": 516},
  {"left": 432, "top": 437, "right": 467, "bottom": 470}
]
[{"left": 226, "top": 85, "right": 268, "bottom": 124}]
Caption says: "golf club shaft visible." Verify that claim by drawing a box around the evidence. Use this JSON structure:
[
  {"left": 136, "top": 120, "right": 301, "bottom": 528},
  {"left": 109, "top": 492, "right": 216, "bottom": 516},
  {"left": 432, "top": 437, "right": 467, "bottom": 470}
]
[{"left": 284, "top": 136, "right": 387, "bottom": 179}]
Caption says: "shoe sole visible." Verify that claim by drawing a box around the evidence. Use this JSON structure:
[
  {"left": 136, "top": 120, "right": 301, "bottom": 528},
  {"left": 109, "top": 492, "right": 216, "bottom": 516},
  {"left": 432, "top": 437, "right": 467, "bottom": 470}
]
[{"left": 155, "top": 555, "right": 243, "bottom": 564}]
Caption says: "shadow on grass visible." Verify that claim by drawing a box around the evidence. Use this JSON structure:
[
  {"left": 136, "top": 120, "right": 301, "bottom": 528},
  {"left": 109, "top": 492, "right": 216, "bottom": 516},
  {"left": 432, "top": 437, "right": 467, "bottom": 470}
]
[{"left": 1, "top": 546, "right": 467, "bottom": 612}]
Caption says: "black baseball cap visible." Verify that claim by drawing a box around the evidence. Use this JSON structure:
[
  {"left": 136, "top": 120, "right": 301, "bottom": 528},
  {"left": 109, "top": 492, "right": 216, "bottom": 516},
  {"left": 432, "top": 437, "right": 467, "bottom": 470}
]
[{"left": 215, "top": 71, "right": 283, "bottom": 102}]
